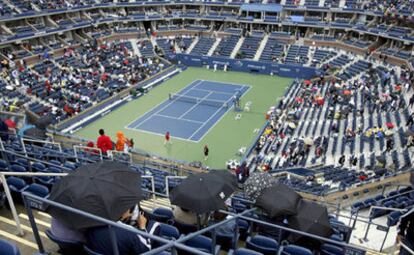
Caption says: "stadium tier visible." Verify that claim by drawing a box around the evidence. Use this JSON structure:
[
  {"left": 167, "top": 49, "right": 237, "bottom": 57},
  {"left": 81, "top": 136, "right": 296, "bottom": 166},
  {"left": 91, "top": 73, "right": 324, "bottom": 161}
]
[{"left": 0, "top": 1, "right": 414, "bottom": 255}]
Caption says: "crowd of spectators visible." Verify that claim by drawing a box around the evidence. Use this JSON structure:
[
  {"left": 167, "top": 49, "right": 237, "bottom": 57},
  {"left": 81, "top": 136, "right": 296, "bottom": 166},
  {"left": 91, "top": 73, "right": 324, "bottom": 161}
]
[{"left": 0, "top": 39, "right": 167, "bottom": 124}]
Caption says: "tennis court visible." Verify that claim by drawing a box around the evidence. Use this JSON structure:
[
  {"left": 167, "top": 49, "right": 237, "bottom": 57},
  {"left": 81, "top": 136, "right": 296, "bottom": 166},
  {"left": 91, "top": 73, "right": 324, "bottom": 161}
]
[{"left": 126, "top": 80, "right": 249, "bottom": 142}]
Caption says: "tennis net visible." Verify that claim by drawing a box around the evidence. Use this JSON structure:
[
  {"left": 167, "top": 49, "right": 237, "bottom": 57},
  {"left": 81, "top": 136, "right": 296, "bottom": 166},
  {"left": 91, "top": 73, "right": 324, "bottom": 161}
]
[{"left": 169, "top": 93, "right": 230, "bottom": 108}]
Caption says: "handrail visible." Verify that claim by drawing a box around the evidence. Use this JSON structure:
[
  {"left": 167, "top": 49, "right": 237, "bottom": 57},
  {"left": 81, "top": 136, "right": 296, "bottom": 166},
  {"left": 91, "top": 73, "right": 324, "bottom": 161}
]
[
  {"left": 21, "top": 192, "right": 373, "bottom": 255},
  {"left": 0, "top": 171, "right": 156, "bottom": 236}
]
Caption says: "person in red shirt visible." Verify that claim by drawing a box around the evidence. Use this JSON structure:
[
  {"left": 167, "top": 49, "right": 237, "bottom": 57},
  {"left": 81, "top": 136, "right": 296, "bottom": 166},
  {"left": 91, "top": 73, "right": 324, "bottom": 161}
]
[
  {"left": 164, "top": 131, "right": 172, "bottom": 146},
  {"left": 96, "top": 129, "right": 113, "bottom": 154}
]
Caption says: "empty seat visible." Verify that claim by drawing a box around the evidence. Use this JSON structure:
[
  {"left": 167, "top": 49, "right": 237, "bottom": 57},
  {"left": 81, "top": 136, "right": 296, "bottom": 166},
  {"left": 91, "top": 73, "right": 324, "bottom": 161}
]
[
  {"left": 280, "top": 245, "right": 312, "bottom": 255},
  {"left": 24, "top": 183, "right": 49, "bottom": 198},
  {"left": 0, "top": 239, "right": 20, "bottom": 255},
  {"left": 321, "top": 243, "right": 344, "bottom": 255},
  {"left": 183, "top": 235, "right": 221, "bottom": 255},
  {"left": 245, "top": 235, "right": 278, "bottom": 255},
  {"left": 152, "top": 208, "right": 174, "bottom": 223},
  {"left": 229, "top": 248, "right": 264, "bottom": 255}
]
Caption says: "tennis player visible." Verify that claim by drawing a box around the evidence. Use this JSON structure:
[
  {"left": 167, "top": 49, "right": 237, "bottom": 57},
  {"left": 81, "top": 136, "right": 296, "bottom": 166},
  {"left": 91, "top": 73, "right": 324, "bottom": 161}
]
[{"left": 164, "top": 131, "right": 172, "bottom": 146}]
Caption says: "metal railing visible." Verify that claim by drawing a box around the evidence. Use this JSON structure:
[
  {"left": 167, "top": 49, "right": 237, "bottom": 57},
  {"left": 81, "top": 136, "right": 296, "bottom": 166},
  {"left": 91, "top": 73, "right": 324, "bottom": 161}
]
[
  {"left": 0, "top": 171, "right": 156, "bottom": 236},
  {"left": 21, "top": 192, "right": 373, "bottom": 255}
]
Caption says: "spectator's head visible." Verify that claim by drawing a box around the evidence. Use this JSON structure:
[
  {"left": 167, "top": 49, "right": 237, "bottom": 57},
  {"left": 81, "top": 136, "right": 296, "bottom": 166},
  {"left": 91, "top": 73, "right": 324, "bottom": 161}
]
[{"left": 99, "top": 129, "right": 105, "bottom": 136}]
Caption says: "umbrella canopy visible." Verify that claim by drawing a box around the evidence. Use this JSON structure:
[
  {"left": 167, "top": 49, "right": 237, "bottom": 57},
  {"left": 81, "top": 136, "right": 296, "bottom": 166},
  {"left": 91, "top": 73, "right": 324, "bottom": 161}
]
[
  {"left": 46, "top": 161, "right": 142, "bottom": 230},
  {"left": 385, "top": 130, "right": 394, "bottom": 136},
  {"left": 244, "top": 172, "right": 275, "bottom": 201},
  {"left": 170, "top": 172, "right": 236, "bottom": 214},
  {"left": 23, "top": 127, "right": 47, "bottom": 139},
  {"left": 376, "top": 155, "right": 386, "bottom": 164},
  {"left": 207, "top": 170, "right": 238, "bottom": 192},
  {"left": 288, "top": 122, "right": 297, "bottom": 129},
  {"left": 287, "top": 200, "right": 333, "bottom": 243},
  {"left": 255, "top": 184, "right": 301, "bottom": 218},
  {"left": 386, "top": 122, "right": 394, "bottom": 129},
  {"left": 304, "top": 137, "right": 314, "bottom": 146}
]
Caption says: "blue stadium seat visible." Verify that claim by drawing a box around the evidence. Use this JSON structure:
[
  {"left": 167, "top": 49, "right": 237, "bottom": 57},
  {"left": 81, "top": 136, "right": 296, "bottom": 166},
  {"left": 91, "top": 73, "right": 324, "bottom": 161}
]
[
  {"left": 280, "top": 245, "right": 312, "bottom": 255},
  {"left": 158, "top": 223, "right": 180, "bottom": 240},
  {"left": 183, "top": 235, "right": 221, "bottom": 255},
  {"left": 7, "top": 177, "right": 27, "bottom": 201},
  {"left": 320, "top": 243, "right": 344, "bottom": 255},
  {"left": 23, "top": 183, "right": 49, "bottom": 198},
  {"left": 245, "top": 235, "right": 278, "bottom": 255},
  {"left": 152, "top": 208, "right": 174, "bottom": 223},
  {"left": 0, "top": 159, "right": 8, "bottom": 171},
  {"left": 229, "top": 248, "right": 264, "bottom": 255},
  {"left": 45, "top": 229, "right": 86, "bottom": 255},
  {"left": 0, "top": 239, "right": 20, "bottom": 255},
  {"left": 172, "top": 219, "right": 198, "bottom": 235}
]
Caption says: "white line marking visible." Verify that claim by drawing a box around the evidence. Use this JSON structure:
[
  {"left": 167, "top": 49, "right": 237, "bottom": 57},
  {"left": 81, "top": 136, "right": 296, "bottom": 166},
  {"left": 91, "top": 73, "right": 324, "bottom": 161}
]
[
  {"left": 155, "top": 114, "right": 204, "bottom": 124},
  {"left": 127, "top": 80, "right": 203, "bottom": 129},
  {"left": 178, "top": 91, "right": 213, "bottom": 119},
  {"left": 195, "top": 85, "right": 252, "bottom": 142},
  {"left": 125, "top": 126, "right": 199, "bottom": 143}
]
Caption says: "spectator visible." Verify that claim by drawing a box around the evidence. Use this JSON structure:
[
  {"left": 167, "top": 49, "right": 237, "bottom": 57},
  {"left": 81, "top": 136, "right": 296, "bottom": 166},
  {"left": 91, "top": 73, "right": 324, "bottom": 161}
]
[
  {"left": 86, "top": 207, "right": 158, "bottom": 255},
  {"left": 0, "top": 118, "right": 9, "bottom": 142},
  {"left": 115, "top": 131, "right": 132, "bottom": 153},
  {"left": 397, "top": 208, "right": 414, "bottom": 255},
  {"left": 96, "top": 129, "right": 113, "bottom": 154}
]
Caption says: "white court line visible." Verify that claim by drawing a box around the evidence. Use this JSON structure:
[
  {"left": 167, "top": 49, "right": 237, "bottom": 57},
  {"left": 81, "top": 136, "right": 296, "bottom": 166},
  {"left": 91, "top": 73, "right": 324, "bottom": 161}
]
[
  {"left": 178, "top": 91, "right": 213, "bottom": 119},
  {"left": 125, "top": 80, "right": 203, "bottom": 130},
  {"left": 191, "top": 87, "right": 236, "bottom": 96},
  {"left": 188, "top": 104, "right": 227, "bottom": 141},
  {"left": 126, "top": 80, "right": 251, "bottom": 143},
  {"left": 125, "top": 125, "right": 199, "bottom": 143},
  {"left": 155, "top": 114, "right": 204, "bottom": 124},
  {"left": 195, "top": 84, "right": 252, "bottom": 142}
]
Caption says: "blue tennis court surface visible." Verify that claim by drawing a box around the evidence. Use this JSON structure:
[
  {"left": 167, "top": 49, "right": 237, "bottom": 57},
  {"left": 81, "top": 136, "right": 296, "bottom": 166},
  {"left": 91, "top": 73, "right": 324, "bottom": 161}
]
[{"left": 126, "top": 80, "right": 250, "bottom": 142}]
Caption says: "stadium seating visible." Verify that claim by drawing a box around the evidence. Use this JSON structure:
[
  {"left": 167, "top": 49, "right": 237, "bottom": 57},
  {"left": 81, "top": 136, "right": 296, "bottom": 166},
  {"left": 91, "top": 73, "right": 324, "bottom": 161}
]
[{"left": 0, "top": 239, "right": 20, "bottom": 255}]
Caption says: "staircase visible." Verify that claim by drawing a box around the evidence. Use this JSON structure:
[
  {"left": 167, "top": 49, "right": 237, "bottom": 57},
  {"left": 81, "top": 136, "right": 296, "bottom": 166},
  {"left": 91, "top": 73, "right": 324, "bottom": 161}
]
[
  {"left": 207, "top": 38, "right": 221, "bottom": 56},
  {"left": 254, "top": 34, "right": 269, "bottom": 61},
  {"left": 130, "top": 39, "right": 142, "bottom": 57},
  {"left": 0, "top": 204, "right": 57, "bottom": 254},
  {"left": 186, "top": 37, "right": 199, "bottom": 54},
  {"left": 230, "top": 37, "right": 245, "bottom": 59}
]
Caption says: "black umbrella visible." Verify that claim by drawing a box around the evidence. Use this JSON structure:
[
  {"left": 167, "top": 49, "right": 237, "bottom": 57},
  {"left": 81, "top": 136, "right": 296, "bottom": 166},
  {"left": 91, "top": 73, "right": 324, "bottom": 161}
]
[
  {"left": 170, "top": 172, "right": 236, "bottom": 214},
  {"left": 255, "top": 184, "right": 301, "bottom": 218},
  {"left": 46, "top": 161, "right": 142, "bottom": 230},
  {"left": 243, "top": 172, "right": 275, "bottom": 201},
  {"left": 287, "top": 200, "right": 333, "bottom": 243},
  {"left": 376, "top": 155, "right": 386, "bottom": 164},
  {"left": 23, "top": 127, "right": 47, "bottom": 139},
  {"left": 208, "top": 170, "right": 238, "bottom": 190}
]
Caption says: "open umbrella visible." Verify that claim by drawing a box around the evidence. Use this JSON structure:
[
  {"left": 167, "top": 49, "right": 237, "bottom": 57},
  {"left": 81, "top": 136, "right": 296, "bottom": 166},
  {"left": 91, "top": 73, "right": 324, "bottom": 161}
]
[
  {"left": 244, "top": 172, "right": 275, "bottom": 201},
  {"left": 304, "top": 138, "right": 314, "bottom": 146},
  {"left": 255, "top": 184, "right": 301, "bottom": 218},
  {"left": 170, "top": 172, "right": 236, "bottom": 214},
  {"left": 23, "top": 127, "right": 47, "bottom": 139},
  {"left": 386, "top": 122, "right": 394, "bottom": 129},
  {"left": 376, "top": 155, "right": 386, "bottom": 164},
  {"left": 288, "top": 122, "right": 297, "bottom": 129},
  {"left": 287, "top": 200, "right": 333, "bottom": 243},
  {"left": 207, "top": 170, "right": 238, "bottom": 192},
  {"left": 46, "top": 161, "right": 142, "bottom": 230}
]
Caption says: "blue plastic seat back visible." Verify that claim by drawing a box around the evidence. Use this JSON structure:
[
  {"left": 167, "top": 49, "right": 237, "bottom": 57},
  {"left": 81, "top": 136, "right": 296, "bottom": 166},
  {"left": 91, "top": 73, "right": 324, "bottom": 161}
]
[
  {"left": 25, "top": 183, "right": 49, "bottom": 198},
  {"left": 280, "top": 245, "right": 312, "bottom": 255},
  {"left": 235, "top": 248, "right": 264, "bottom": 255},
  {"left": 158, "top": 223, "right": 180, "bottom": 240},
  {"left": 321, "top": 243, "right": 344, "bottom": 255},
  {"left": 45, "top": 229, "right": 85, "bottom": 255},
  {"left": 185, "top": 235, "right": 215, "bottom": 253},
  {"left": 7, "top": 177, "right": 27, "bottom": 191},
  {"left": 0, "top": 239, "right": 20, "bottom": 255},
  {"left": 246, "top": 235, "right": 278, "bottom": 255}
]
